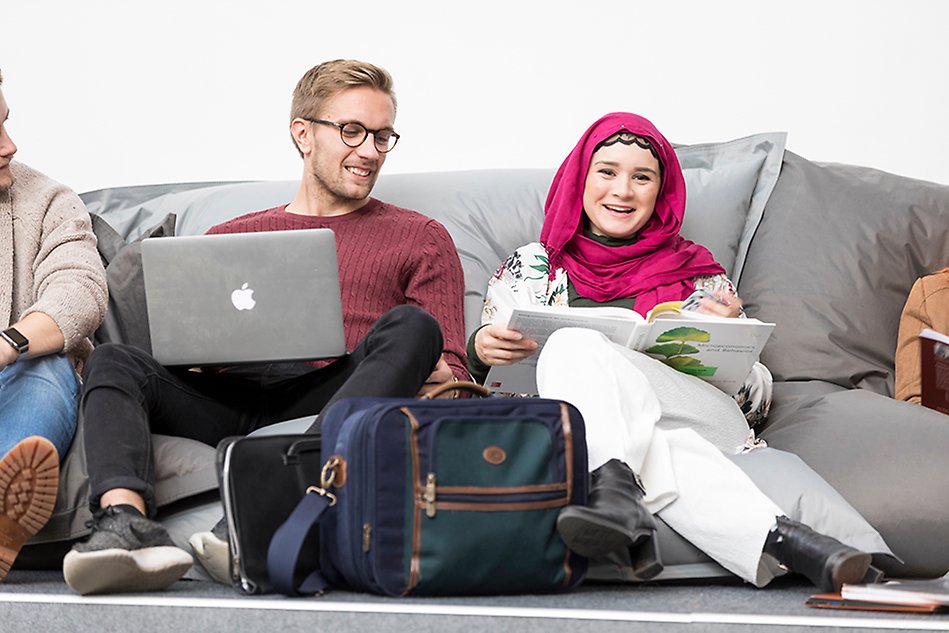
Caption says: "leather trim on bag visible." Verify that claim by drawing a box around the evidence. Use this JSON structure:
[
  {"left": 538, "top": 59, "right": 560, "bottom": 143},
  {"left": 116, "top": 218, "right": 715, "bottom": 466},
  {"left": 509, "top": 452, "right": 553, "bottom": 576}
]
[
  {"left": 560, "top": 402, "right": 575, "bottom": 588},
  {"left": 482, "top": 446, "right": 506, "bottom": 464},
  {"left": 560, "top": 402, "right": 574, "bottom": 502},
  {"left": 403, "top": 406, "right": 423, "bottom": 595},
  {"left": 436, "top": 482, "right": 567, "bottom": 495},
  {"left": 327, "top": 454, "right": 347, "bottom": 488}
]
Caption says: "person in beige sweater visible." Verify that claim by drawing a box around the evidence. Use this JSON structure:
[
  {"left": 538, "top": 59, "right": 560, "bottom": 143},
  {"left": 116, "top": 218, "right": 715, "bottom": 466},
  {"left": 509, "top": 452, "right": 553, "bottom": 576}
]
[
  {"left": 895, "top": 267, "right": 949, "bottom": 404},
  {"left": 0, "top": 68, "right": 108, "bottom": 582}
]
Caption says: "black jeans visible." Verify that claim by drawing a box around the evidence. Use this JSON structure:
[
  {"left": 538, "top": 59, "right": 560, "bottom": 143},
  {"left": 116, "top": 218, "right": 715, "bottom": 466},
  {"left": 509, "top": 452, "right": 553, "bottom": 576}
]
[{"left": 81, "top": 305, "right": 443, "bottom": 515}]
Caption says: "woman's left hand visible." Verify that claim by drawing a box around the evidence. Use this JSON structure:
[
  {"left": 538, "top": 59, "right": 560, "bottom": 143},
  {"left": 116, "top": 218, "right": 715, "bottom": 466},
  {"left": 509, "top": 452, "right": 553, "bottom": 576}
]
[{"left": 697, "top": 290, "right": 743, "bottom": 318}]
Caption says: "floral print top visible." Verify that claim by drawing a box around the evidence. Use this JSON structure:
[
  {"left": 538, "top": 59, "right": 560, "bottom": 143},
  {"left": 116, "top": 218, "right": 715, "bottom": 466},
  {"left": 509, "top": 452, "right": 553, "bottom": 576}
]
[{"left": 480, "top": 242, "right": 772, "bottom": 430}]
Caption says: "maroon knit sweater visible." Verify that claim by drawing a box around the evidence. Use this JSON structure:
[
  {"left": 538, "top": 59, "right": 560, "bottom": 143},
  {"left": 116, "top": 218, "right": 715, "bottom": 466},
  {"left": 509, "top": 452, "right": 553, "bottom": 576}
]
[{"left": 206, "top": 199, "right": 469, "bottom": 381}]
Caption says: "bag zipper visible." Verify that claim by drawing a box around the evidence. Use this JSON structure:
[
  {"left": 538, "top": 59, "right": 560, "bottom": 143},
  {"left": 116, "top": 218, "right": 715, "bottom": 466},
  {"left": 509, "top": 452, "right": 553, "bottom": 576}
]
[
  {"left": 420, "top": 478, "right": 570, "bottom": 518},
  {"left": 422, "top": 472, "right": 437, "bottom": 518}
]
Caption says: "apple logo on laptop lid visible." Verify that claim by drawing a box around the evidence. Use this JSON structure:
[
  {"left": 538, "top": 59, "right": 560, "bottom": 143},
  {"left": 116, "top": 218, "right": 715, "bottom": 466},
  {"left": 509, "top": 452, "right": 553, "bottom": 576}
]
[{"left": 231, "top": 282, "right": 256, "bottom": 311}]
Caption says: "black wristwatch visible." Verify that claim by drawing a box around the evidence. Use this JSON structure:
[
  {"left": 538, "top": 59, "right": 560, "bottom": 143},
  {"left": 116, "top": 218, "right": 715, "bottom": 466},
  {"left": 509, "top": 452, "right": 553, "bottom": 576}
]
[{"left": 1, "top": 327, "right": 29, "bottom": 359}]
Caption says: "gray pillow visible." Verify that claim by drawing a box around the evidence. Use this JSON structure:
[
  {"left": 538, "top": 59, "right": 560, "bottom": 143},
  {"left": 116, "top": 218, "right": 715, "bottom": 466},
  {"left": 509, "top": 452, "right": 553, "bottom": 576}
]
[
  {"left": 761, "top": 387, "right": 949, "bottom": 578},
  {"left": 81, "top": 181, "right": 236, "bottom": 239},
  {"left": 677, "top": 132, "right": 786, "bottom": 284},
  {"left": 739, "top": 151, "right": 949, "bottom": 394}
]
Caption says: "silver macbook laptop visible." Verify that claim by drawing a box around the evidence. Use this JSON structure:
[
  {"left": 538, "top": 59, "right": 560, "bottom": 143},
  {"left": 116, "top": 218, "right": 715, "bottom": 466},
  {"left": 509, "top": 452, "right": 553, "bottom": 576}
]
[{"left": 141, "top": 228, "right": 346, "bottom": 366}]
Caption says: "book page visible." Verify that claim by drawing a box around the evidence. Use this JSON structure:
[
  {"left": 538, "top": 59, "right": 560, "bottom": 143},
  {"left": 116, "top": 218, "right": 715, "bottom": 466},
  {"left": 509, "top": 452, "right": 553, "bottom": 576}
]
[
  {"left": 842, "top": 576, "right": 949, "bottom": 606},
  {"left": 507, "top": 306, "right": 642, "bottom": 350},
  {"left": 645, "top": 301, "right": 684, "bottom": 321},
  {"left": 920, "top": 328, "right": 949, "bottom": 345},
  {"left": 484, "top": 305, "right": 643, "bottom": 395}
]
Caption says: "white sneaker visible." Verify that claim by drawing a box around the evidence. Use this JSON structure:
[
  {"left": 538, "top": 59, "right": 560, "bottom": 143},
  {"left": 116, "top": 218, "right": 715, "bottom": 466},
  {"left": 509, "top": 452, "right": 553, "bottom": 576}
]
[{"left": 189, "top": 516, "right": 230, "bottom": 585}]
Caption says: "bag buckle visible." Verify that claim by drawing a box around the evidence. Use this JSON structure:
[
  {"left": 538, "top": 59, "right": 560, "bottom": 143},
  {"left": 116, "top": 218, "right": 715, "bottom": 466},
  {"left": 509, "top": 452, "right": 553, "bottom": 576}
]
[
  {"left": 305, "top": 486, "right": 337, "bottom": 506},
  {"left": 306, "top": 457, "right": 342, "bottom": 506}
]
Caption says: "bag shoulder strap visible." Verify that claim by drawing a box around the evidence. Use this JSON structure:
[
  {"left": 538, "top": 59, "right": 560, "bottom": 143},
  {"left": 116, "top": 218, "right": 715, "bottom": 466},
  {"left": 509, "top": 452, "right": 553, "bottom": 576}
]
[{"left": 266, "top": 490, "right": 333, "bottom": 596}]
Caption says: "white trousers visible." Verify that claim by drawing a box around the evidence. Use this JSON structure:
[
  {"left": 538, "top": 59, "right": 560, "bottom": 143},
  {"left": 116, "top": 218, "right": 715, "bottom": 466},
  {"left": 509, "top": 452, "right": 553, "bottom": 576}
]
[{"left": 537, "top": 328, "right": 783, "bottom": 585}]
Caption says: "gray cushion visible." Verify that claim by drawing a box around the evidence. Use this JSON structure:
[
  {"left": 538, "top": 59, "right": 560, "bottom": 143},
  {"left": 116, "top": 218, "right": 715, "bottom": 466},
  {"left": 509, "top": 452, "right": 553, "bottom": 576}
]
[
  {"left": 588, "top": 445, "right": 892, "bottom": 582},
  {"left": 761, "top": 385, "right": 949, "bottom": 578},
  {"left": 739, "top": 151, "right": 949, "bottom": 394},
  {"left": 152, "top": 435, "right": 219, "bottom": 507},
  {"left": 728, "top": 447, "right": 892, "bottom": 558},
  {"left": 29, "top": 424, "right": 217, "bottom": 544}
]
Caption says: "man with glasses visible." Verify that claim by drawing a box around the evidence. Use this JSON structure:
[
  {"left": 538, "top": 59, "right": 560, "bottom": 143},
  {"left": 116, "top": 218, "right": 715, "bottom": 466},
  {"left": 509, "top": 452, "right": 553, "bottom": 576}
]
[{"left": 63, "top": 60, "right": 468, "bottom": 595}]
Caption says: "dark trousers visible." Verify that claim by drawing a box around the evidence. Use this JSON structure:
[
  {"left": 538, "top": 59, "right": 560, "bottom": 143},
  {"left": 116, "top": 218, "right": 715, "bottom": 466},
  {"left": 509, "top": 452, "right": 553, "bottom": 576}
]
[{"left": 81, "top": 305, "right": 442, "bottom": 515}]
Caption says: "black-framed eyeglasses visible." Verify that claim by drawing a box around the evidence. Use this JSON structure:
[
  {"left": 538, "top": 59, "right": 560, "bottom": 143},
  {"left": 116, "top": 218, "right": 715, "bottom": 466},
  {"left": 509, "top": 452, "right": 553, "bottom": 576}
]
[{"left": 304, "top": 118, "right": 400, "bottom": 153}]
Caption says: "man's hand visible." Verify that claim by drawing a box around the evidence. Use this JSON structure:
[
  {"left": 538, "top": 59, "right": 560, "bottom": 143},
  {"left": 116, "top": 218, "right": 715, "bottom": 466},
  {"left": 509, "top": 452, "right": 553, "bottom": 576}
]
[
  {"left": 474, "top": 323, "right": 538, "bottom": 366},
  {"left": 417, "top": 355, "right": 456, "bottom": 398}
]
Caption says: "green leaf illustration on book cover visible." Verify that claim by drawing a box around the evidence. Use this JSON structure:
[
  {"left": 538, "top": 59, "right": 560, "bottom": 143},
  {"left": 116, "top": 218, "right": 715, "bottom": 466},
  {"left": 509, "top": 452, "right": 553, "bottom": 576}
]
[
  {"left": 655, "top": 326, "right": 711, "bottom": 344},
  {"left": 645, "top": 343, "right": 701, "bottom": 357},
  {"left": 646, "top": 327, "right": 717, "bottom": 376}
]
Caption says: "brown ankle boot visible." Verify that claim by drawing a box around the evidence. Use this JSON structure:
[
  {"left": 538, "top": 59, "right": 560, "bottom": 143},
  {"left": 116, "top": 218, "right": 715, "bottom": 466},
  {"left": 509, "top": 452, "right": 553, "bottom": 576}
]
[{"left": 556, "top": 459, "right": 662, "bottom": 579}]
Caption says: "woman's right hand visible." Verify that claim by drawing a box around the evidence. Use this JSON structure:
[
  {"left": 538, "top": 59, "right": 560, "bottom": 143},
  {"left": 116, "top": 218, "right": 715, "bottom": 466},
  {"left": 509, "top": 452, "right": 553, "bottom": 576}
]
[{"left": 475, "top": 323, "right": 539, "bottom": 366}]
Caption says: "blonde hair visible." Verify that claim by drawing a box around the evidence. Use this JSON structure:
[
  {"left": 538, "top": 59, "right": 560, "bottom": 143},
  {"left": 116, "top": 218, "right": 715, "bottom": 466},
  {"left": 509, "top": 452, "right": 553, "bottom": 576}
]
[{"left": 290, "top": 59, "right": 396, "bottom": 157}]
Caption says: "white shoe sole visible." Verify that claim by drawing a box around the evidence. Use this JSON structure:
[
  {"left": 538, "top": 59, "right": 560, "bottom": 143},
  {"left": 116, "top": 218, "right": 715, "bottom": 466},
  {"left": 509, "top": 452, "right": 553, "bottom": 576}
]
[
  {"left": 63, "top": 546, "right": 193, "bottom": 595},
  {"left": 0, "top": 437, "right": 59, "bottom": 582},
  {"left": 189, "top": 530, "right": 231, "bottom": 585}
]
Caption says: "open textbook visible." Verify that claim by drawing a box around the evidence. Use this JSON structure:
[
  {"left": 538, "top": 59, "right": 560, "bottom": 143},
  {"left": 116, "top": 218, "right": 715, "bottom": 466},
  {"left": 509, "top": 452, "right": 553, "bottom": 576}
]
[{"left": 484, "top": 296, "right": 774, "bottom": 397}]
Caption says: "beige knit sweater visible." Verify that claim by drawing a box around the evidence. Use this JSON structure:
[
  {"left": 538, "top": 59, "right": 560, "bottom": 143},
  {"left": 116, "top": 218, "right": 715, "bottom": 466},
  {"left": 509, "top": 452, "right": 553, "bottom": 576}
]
[{"left": 0, "top": 161, "right": 108, "bottom": 367}]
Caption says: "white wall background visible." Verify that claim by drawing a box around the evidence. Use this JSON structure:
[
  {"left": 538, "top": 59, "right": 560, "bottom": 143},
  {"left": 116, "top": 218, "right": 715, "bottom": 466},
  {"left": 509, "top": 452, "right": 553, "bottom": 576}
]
[{"left": 2, "top": 0, "right": 948, "bottom": 193}]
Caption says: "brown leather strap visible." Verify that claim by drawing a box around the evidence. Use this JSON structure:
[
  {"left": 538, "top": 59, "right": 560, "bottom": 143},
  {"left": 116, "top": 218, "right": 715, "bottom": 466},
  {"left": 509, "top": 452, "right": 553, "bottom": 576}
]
[{"left": 421, "top": 380, "right": 491, "bottom": 400}]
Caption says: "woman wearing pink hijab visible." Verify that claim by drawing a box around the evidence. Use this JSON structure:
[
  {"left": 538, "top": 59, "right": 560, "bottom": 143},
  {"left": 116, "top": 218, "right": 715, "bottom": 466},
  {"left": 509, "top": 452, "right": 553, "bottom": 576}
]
[{"left": 467, "top": 113, "right": 881, "bottom": 591}]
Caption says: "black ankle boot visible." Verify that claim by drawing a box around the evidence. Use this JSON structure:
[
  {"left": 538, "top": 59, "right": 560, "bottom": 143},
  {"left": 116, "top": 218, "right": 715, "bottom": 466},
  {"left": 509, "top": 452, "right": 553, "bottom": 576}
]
[
  {"left": 557, "top": 459, "right": 662, "bottom": 579},
  {"left": 763, "top": 516, "right": 872, "bottom": 593}
]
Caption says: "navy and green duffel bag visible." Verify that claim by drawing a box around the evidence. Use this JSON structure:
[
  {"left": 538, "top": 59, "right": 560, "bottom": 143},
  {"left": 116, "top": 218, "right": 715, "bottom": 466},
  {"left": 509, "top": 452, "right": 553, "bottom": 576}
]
[{"left": 267, "top": 381, "right": 589, "bottom": 596}]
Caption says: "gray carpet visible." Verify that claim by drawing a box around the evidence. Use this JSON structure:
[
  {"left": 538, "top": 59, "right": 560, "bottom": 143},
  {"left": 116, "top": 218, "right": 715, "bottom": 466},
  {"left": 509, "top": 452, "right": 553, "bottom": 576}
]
[{"left": 3, "top": 571, "right": 949, "bottom": 632}]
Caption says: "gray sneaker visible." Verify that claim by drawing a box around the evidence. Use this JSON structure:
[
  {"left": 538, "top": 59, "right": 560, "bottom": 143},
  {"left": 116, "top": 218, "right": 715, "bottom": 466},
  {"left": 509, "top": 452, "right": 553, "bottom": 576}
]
[
  {"left": 63, "top": 506, "right": 192, "bottom": 595},
  {"left": 189, "top": 516, "right": 230, "bottom": 585}
]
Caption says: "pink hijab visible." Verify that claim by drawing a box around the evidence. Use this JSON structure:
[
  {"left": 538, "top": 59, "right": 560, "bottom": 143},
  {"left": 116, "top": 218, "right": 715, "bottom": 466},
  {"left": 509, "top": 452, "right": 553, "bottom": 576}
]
[{"left": 540, "top": 112, "right": 724, "bottom": 316}]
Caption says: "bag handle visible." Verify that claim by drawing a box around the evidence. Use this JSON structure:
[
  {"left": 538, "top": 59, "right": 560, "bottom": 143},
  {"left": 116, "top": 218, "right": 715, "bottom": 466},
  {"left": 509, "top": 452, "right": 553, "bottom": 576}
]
[
  {"left": 422, "top": 380, "right": 491, "bottom": 400},
  {"left": 284, "top": 437, "right": 322, "bottom": 465}
]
